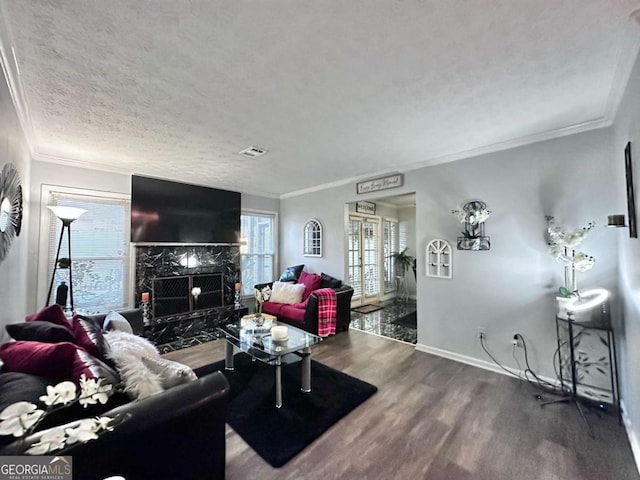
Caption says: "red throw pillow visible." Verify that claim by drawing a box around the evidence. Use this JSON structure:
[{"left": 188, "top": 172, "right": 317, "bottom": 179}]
[
  {"left": 25, "top": 305, "right": 71, "bottom": 330},
  {"left": 0, "top": 341, "right": 77, "bottom": 379},
  {"left": 298, "top": 271, "right": 323, "bottom": 301},
  {"left": 70, "top": 314, "right": 109, "bottom": 359}
]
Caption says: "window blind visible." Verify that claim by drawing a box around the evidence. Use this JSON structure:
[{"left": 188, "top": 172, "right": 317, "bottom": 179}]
[
  {"left": 240, "top": 212, "right": 276, "bottom": 296},
  {"left": 45, "top": 189, "right": 131, "bottom": 314}
]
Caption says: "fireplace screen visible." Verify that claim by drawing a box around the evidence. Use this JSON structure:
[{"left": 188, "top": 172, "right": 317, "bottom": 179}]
[{"left": 152, "top": 273, "right": 224, "bottom": 318}]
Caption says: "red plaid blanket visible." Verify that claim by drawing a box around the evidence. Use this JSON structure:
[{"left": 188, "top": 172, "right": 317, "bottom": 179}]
[{"left": 314, "top": 288, "right": 337, "bottom": 337}]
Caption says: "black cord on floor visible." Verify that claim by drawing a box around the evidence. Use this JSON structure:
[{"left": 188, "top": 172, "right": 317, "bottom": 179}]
[{"left": 480, "top": 333, "right": 563, "bottom": 396}]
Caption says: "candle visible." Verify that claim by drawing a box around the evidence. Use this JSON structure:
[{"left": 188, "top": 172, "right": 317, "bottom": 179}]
[
  {"left": 271, "top": 325, "right": 288, "bottom": 342},
  {"left": 141, "top": 292, "right": 150, "bottom": 303},
  {"left": 235, "top": 283, "right": 241, "bottom": 291}
]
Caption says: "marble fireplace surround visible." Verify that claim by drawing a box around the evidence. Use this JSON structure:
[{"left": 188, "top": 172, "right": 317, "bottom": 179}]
[{"left": 135, "top": 244, "right": 241, "bottom": 352}]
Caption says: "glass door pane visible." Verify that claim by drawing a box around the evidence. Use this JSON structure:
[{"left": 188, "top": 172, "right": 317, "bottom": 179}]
[{"left": 348, "top": 218, "right": 362, "bottom": 300}]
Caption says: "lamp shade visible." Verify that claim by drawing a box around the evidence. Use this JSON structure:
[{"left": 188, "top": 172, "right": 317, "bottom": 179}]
[
  {"left": 47, "top": 206, "right": 86, "bottom": 221},
  {"left": 566, "top": 288, "right": 609, "bottom": 312}
]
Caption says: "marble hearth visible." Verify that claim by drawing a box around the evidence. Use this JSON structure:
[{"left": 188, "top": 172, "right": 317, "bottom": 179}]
[{"left": 135, "top": 244, "right": 244, "bottom": 352}]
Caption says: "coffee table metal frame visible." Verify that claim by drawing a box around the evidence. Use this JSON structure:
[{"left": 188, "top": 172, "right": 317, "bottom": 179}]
[{"left": 217, "top": 321, "right": 321, "bottom": 408}]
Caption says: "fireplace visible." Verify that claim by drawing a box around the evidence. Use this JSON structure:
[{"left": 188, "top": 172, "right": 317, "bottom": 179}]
[
  {"left": 134, "top": 244, "right": 244, "bottom": 352},
  {"left": 152, "top": 273, "right": 224, "bottom": 318}
]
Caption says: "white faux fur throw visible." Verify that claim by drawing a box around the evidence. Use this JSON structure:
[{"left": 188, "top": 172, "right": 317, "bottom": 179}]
[{"left": 104, "top": 330, "right": 163, "bottom": 399}]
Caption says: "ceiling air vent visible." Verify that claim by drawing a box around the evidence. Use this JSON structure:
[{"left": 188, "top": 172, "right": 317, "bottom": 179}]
[{"left": 238, "top": 146, "right": 268, "bottom": 158}]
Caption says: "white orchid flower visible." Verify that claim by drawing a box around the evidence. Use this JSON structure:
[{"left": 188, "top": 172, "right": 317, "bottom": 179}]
[
  {"left": 573, "top": 252, "right": 595, "bottom": 272},
  {"left": 78, "top": 376, "right": 112, "bottom": 407},
  {"left": 95, "top": 416, "right": 115, "bottom": 432},
  {"left": 65, "top": 419, "right": 99, "bottom": 445},
  {"left": 25, "top": 427, "right": 66, "bottom": 455},
  {"left": 39, "top": 381, "right": 77, "bottom": 406},
  {"left": 0, "top": 402, "right": 44, "bottom": 437}
]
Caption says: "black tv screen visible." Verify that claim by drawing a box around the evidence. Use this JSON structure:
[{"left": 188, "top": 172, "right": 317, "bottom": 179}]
[{"left": 131, "top": 175, "right": 240, "bottom": 244}]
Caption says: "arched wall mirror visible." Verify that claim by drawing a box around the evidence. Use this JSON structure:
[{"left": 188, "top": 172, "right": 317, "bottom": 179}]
[{"left": 303, "top": 218, "right": 323, "bottom": 257}]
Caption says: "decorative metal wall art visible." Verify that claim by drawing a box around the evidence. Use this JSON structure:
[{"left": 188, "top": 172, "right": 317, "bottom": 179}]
[
  {"left": 452, "top": 200, "right": 491, "bottom": 251},
  {"left": 0, "top": 163, "right": 23, "bottom": 264},
  {"left": 303, "top": 219, "right": 322, "bottom": 257}
]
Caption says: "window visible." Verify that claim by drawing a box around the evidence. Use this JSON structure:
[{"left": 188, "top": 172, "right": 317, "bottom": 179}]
[
  {"left": 303, "top": 219, "right": 322, "bottom": 257},
  {"left": 41, "top": 186, "right": 131, "bottom": 314},
  {"left": 383, "top": 218, "right": 398, "bottom": 292},
  {"left": 240, "top": 211, "right": 277, "bottom": 296}
]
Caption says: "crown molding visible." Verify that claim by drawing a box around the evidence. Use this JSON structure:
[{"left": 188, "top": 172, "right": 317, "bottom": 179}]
[
  {"left": 280, "top": 117, "right": 609, "bottom": 199},
  {"left": 603, "top": 13, "right": 640, "bottom": 123},
  {"left": 0, "top": 3, "right": 36, "bottom": 157}
]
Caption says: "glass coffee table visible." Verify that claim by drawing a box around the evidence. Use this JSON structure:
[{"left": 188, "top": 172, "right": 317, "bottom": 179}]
[{"left": 217, "top": 317, "right": 322, "bottom": 408}]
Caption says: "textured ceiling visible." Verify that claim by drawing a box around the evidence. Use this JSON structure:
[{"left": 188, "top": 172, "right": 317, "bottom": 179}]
[{"left": 1, "top": 1, "right": 639, "bottom": 197}]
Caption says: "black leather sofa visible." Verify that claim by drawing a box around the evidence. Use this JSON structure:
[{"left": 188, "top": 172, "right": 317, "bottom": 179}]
[{"left": 0, "top": 310, "right": 230, "bottom": 480}]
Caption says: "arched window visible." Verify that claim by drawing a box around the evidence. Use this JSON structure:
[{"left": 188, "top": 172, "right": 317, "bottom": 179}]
[{"left": 303, "top": 219, "right": 322, "bottom": 257}]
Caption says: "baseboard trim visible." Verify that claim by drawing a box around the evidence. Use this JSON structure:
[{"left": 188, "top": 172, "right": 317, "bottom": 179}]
[
  {"left": 621, "top": 400, "right": 640, "bottom": 476},
  {"left": 414, "top": 343, "right": 558, "bottom": 387}
]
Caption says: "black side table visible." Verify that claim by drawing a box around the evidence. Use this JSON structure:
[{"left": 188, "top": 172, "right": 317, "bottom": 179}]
[{"left": 551, "top": 314, "right": 621, "bottom": 428}]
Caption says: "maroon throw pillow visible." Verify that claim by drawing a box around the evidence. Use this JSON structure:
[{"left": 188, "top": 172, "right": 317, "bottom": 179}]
[
  {"left": 25, "top": 305, "right": 71, "bottom": 330},
  {"left": 71, "top": 349, "right": 120, "bottom": 385},
  {"left": 70, "top": 314, "right": 109, "bottom": 359},
  {"left": 298, "top": 271, "right": 323, "bottom": 301},
  {"left": 0, "top": 341, "right": 77, "bottom": 379}
]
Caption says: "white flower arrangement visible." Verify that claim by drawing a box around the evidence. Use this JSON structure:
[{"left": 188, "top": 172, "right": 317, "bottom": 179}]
[
  {"left": 0, "top": 375, "right": 127, "bottom": 455},
  {"left": 452, "top": 207, "right": 491, "bottom": 226},
  {"left": 254, "top": 285, "right": 272, "bottom": 315},
  {"left": 546, "top": 216, "right": 596, "bottom": 296}
]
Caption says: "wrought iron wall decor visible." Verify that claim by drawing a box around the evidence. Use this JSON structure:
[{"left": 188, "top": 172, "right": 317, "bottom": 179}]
[
  {"left": 0, "top": 163, "right": 23, "bottom": 264},
  {"left": 451, "top": 200, "right": 491, "bottom": 251}
]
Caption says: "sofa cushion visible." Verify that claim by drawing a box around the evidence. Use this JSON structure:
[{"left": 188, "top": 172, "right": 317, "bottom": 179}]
[
  {"left": 6, "top": 321, "right": 76, "bottom": 344},
  {"left": 279, "top": 305, "right": 306, "bottom": 322},
  {"left": 141, "top": 356, "right": 197, "bottom": 389},
  {"left": 71, "top": 314, "right": 110, "bottom": 360},
  {"left": 298, "top": 271, "right": 323, "bottom": 301},
  {"left": 72, "top": 349, "right": 120, "bottom": 385},
  {"left": 0, "top": 341, "right": 78, "bottom": 379},
  {"left": 320, "top": 272, "right": 343, "bottom": 289},
  {"left": 25, "top": 305, "right": 70, "bottom": 329},
  {"left": 278, "top": 264, "right": 304, "bottom": 283},
  {"left": 103, "top": 311, "right": 134, "bottom": 334},
  {"left": 104, "top": 330, "right": 163, "bottom": 399},
  {"left": 261, "top": 301, "right": 285, "bottom": 316},
  {"left": 269, "top": 282, "right": 305, "bottom": 305}
]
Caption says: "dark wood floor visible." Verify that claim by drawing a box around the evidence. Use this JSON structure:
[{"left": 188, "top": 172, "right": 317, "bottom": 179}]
[{"left": 164, "top": 329, "right": 639, "bottom": 480}]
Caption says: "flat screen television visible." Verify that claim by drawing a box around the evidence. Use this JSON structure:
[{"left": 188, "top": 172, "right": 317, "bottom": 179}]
[{"left": 131, "top": 175, "right": 241, "bottom": 244}]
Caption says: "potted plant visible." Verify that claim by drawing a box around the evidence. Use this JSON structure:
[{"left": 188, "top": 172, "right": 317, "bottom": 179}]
[
  {"left": 391, "top": 247, "right": 415, "bottom": 278},
  {"left": 57, "top": 258, "right": 71, "bottom": 269}
]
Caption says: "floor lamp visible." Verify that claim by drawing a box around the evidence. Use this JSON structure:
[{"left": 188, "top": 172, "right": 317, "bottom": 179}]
[
  {"left": 541, "top": 287, "right": 610, "bottom": 437},
  {"left": 45, "top": 206, "right": 86, "bottom": 311}
]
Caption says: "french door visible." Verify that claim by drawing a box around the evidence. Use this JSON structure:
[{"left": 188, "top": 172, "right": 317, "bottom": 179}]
[{"left": 348, "top": 215, "right": 381, "bottom": 305}]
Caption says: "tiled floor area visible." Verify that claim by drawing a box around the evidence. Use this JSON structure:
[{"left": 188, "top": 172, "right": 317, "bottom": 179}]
[{"left": 349, "top": 299, "right": 417, "bottom": 344}]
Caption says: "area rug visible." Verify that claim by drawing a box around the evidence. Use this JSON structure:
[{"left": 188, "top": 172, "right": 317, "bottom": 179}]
[
  {"left": 392, "top": 311, "right": 417, "bottom": 329},
  {"left": 194, "top": 354, "right": 377, "bottom": 467},
  {"left": 351, "top": 304, "right": 383, "bottom": 314}
]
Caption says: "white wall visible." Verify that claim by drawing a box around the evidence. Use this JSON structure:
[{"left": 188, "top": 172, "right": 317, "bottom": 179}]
[
  {"left": 0, "top": 74, "right": 31, "bottom": 343},
  {"left": 281, "top": 126, "right": 617, "bottom": 382},
  {"left": 611, "top": 48, "right": 640, "bottom": 467}
]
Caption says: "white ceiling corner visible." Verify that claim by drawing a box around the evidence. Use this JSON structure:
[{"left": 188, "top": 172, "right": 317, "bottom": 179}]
[{"left": 1, "top": 1, "right": 639, "bottom": 198}]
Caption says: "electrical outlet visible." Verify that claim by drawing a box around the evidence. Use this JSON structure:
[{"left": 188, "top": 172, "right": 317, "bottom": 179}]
[{"left": 477, "top": 327, "right": 486, "bottom": 340}]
